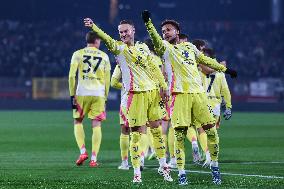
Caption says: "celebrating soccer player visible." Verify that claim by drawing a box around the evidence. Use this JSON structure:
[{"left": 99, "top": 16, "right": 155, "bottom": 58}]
[
  {"left": 84, "top": 18, "right": 172, "bottom": 183},
  {"left": 69, "top": 31, "right": 111, "bottom": 167},
  {"left": 141, "top": 10, "right": 237, "bottom": 185}
]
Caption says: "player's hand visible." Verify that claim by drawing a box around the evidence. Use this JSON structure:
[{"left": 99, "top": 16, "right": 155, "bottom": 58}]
[
  {"left": 225, "top": 68, "right": 237, "bottom": 78},
  {"left": 223, "top": 108, "right": 232, "bottom": 120},
  {"left": 141, "top": 10, "right": 151, "bottom": 23},
  {"left": 84, "top": 18, "right": 94, "bottom": 28},
  {"left": 70, "top": 96, "right": 77, "bottom": 110}
]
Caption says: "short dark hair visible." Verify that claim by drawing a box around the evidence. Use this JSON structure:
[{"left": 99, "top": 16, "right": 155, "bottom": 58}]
[
  {"left": 144, "top": 38, "right": 154, "bottom": 52},
  {"left": 161, "top": 19, "right": 180, "bottom": 32},
  {"left": 86, "top": 31, "right": 100, "bottom": 44},
  {"left": 203, "top": 48, "right": 215, "bottom": 59},
  {"left": 119, "top": 20, "right": 135, "bottom": 27},
  {"left": 179, "top": 33, "right": 188, "bottom": 40},
  {"left": 192, "top": 39, "right": 206, "bottom": 50}
]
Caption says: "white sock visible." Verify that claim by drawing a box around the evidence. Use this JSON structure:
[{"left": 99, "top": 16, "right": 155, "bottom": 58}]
[
  {"left": 91, "top": 155, "right": 97, "bottom": 161},
  {"left": 140, "top": 156, "right": 145, "bottom": 166},
  {"left": 192, "top": 141, "right": 198, "bottom": 148},
  {"left": 170, "top": 157, "right": 176, "bottom": 164},
  {"left": 80, "top": 147, "right": 86, "bottom": 154},
  {"left": 211, "top": 161, "right": 218, "bottom": 167},
  {"left": 134, "top": 167, "right": 141, "bottom": 175},
  {"left": 178, "top": 169, "right": 185, "bottom": 175},
  {"left": 122, "top": 159, "right": 128, "bottom": 165},
  {"left": 159, "top": 157, "right": 167, "bottom": 167}
]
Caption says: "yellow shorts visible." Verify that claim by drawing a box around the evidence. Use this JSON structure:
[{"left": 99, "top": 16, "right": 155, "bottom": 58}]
[
  {"left": 73, "top": 96, "right": 106, "bottom": 121},
  {"left": 170, "top": 93, "right": 215, "bottom": 128},
  {"left": 127, "top": 89, "right": 163, "bottom": 127}
]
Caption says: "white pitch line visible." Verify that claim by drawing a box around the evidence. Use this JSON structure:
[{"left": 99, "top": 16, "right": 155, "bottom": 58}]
[
  {"left": 183, "top": 170, "right": 284, "bottom": 179},
  {"left": 220, "top": 161, "right": 284, "bottom": 165}
]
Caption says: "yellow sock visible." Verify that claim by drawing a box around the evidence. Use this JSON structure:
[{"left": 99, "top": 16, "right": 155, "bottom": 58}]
[
  {"left": 205, "top": 127, "right": 219, "bottom": 161},
  {"left": 91, "top": 126, "right": 102, "bottom": 161},
  {"left": 130, "top": 131, "right": 141, "bottom": 169},
  {"left": 186, "top": 126, "right": 197, "bottom": 143},
  {"left": 140, "top": 133, "right": 148, "bottom": 157},
  {"left": 174, "top": 128, "right": 186, "bottom": 170},
  {"left": 199, "top": 132, "right": 208, "bottom": 153},
  {"left": 168, "top": 126, "right": 175, "bottom": 158},
  {"left": 120, "top": 134, "right": 129, "bottom": 161},
  {"left": 74, "top": 123, "right": 85, "bottom": 150},
  {"left": 150, "top": 126, "right": 166, "bottom": 159},
  {"left": 147, "top": 127, "right": 154, "bottom": 151}
]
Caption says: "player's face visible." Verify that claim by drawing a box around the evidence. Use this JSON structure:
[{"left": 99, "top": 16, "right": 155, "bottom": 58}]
[
  {"left": 200, "top": 45, "right": 206, "bottom": 52},
  {"left": 118, "top": 24, "right": 135, "bottom": 44},
  {"left": 162, "top": 24, "right": 179, "bottom": 43}
]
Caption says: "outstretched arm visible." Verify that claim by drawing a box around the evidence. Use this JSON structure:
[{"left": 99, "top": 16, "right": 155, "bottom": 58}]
[
  {"left": 196, "top": 50, "right": 237, "bottom": 78},
  {"left": 141, "top": 10, "right": 166, "bottom": 56},
  {"left": 84, "top": 18, "right": 121, "bottom": 55}
]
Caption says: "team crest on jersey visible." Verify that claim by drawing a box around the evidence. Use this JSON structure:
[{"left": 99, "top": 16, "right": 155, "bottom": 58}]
[{"left": 182, "top": 50, "right": 189, "bottom": 59}]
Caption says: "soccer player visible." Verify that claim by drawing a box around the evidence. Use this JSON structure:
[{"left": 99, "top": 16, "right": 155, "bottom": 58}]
[
  {"left": 194, "top": 47, "right": 233, "bottom": 167},
  {"left": 111, "top": 64, "right": 130, "bottom": 170},
  {"left": 69, "top": 31, "right": 111, "bottom": 167},
  {"left": 141, "top": 10, "right": 237, "bottom": 185},
  {"left": 144, "top": 38, "right": 169, "bottom": 160},
  {"left": 111, "top": 64, "right": 149, "bottom": 171},
  {"left": 84, "top": 18, "right": 172, "bottom": 183}
]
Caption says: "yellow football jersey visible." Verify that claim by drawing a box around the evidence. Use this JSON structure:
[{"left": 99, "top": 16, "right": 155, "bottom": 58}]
[
  {"left": 200, "top": 71, "right": 232, "bottom": 108},
  {"left": 144, "top": 19, "right": 227, "bottom": 94},
  {"left": 69, "top": 46, "right": 111, "bottom": 98},
  {"left": 91, "top": 24, "right": 167, "bottom": 92}
]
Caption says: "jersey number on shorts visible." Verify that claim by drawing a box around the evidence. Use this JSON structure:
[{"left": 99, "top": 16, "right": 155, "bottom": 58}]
[
  {"left": 82, "top": 55, "right": 102, "bottom": 74},
  {"left": 207, "top": 75, "right": 216, "bottom": 93}
]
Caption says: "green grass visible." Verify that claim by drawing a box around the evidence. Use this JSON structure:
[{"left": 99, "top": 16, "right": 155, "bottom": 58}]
[{"left": 0, "top": 111, "right": 284, "bottom": 188}]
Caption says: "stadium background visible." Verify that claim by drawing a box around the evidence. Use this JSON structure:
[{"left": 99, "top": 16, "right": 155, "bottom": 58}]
[{"left": 1, "top": 0, "right": 284, "bottom": 188}]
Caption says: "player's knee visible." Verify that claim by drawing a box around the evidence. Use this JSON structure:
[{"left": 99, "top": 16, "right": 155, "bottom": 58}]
[
  {"left": 74, "top": 118, "right": 83, "bottom": 124},
  {"left": 121, "top": 124, "right": 130, "bottom": 135},
  {"left": 174, "top": 128, "right": 187, "bottom": 141},
  {"left": 149, "top": 120, "right": 162, "bottom": 128},
  {"left": 92, "top": 120, "right": 101, "bottom": 127},
  {"left": 130, "top": 132, "right": 141, "bottom": 143}
]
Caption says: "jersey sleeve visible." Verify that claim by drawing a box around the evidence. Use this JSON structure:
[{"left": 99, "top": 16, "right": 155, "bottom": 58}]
[
  {"left": 104, "top": 55, "right": 111, "bottom": 100},
  {"left": 196, "top": 53, "right": 227, "bottom": 72},
  {"left": 68, "top": 51, "right": 80, "bottom": 96},
  {"left": 220, "top": 73, "right": 232, "bottom": 109},
  {"left": 144, "top": 19, "right": 167, "bottom": 56},
  {"left": 110, "top": 65, "right": 123, "bottom": 89},
  {"left": 91, "top": 24, "right": 123, "bottom": 55}
]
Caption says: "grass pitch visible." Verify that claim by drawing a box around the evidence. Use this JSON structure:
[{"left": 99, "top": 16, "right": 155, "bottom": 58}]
[{"left": 0, "top": 111, "right": 284, "bottom": 188}]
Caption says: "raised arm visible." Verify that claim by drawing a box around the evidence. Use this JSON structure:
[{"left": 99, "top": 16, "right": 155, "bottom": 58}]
[
  {"left": 141, "top": 10, "right": 166, "bottom": 56},
  {"left": 147, "top": 55, "right": 168, "bottom": 90},
  {"left": 84, "top": 18, "right": 121, "bottom": 55},
  {"left": 111, "top": 65, "right": 123, "bottom": 89}
]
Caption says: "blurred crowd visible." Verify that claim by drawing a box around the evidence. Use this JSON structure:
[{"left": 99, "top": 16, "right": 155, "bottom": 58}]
[{"left": 1, "top": 19, "right": 283, "bottom": 79}]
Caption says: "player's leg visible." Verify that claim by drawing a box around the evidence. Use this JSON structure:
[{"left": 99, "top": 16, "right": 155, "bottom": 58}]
[
  {"left": 139, "top": 126, "right": 148, "bottom": 171},
  {"left": 186, "top": 125, "right": 201, "bottom": 164},
  {"left": 167, "top": 125, "right": 177, "bottom": 168},
  {"left": 146, "top": 126, "right": 155, "bottom": 160},
  {"left": 119, "top": 123, "right": 130, "bottom": 170},
  {"left": 118, "top": 106, "right": 130, "bottom": 170},
  {"left": 88, "top": 96, "right": 106, "bottom": 167},
  {"left": 127, "top": 92, "right": 147, "bottom": 183},
  {"left": 193, "top": 93, "right": 221, "bottom": 184},
  {"left": 171, "top": 93, "right": 192, "bottom": 185},
  {"left": 148, "top": 89, "right": 172, "bottom": 182},
  {"left": 73, "top": 96, "right": 88, "bottom": 166}
]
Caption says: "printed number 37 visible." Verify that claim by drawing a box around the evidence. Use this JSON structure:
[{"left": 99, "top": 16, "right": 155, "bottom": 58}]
[{"left": 83, "top": 55, "right": 102, "bottom": 74}]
